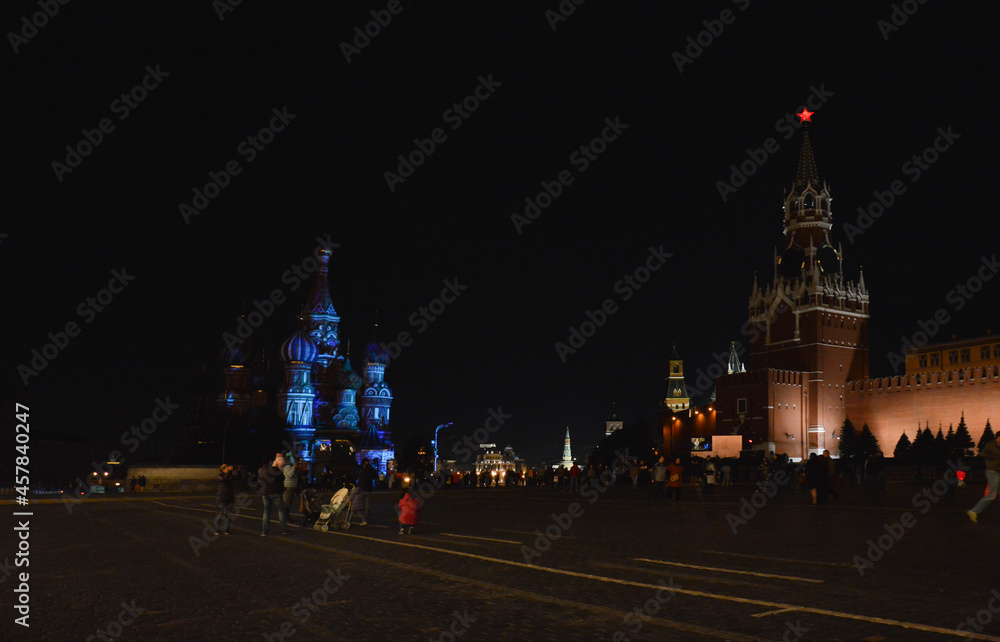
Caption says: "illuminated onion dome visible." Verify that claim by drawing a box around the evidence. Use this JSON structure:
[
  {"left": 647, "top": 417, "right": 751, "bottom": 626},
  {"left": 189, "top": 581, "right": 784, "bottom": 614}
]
[
  {"left": 365, "top": 339, "right": 389, "bottom": 365},
  {"left": 280, "top": 327, "right": 318, "bottom": 363},
  {"left": 219, "top": 337, "right": 258, "bottom": 367}
]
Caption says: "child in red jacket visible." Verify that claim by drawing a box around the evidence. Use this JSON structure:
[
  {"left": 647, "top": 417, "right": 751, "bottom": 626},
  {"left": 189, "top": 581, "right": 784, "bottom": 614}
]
[{"left": 398, "top": 488, "right": 420, "bottom": 534}]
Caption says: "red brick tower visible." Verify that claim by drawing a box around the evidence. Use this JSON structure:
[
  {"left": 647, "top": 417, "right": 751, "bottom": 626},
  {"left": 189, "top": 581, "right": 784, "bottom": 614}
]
[{"left": 717, "top": 125, "right": 870, "bottom": 458}]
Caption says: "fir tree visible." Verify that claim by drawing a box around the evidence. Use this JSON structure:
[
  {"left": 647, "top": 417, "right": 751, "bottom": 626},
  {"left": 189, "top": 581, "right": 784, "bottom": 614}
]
[
  {"left": 933, "top": 427, "right": 948, "bottom": 462},
  {"left": 954, "top": 414, "right": 975, "bottom": 457},
  {"left": 911, "top": 426, "right": 935, "bottom": 465},
  {"left": 978, "top": 419, "right": 995, "bottom": 455},
  {"left": 858, "top": 423, "right": 880, "bottom": 458},
  {"left": 945, "top": 424, "right": 955, "bottom": 449},
  {"left": 893, "top": 431, "right": 911, "bottom": 461},
  {"left": 838, "top": 418, "right": 859, "bottom": 461}
]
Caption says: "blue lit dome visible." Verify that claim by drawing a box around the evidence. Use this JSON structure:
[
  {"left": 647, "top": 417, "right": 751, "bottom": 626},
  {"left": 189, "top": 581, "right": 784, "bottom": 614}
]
[
  {"left": 365, "top": 323, "right": 390, "bottom": 364},
  {"left": 365, "top": 341, "right": 389, "bottom": 365},
  {"left": 280, "top": 327, "right": 318, "bottom": 363},
  {"left": 219, "top": 339, "right": 258, "bottom": 367}
]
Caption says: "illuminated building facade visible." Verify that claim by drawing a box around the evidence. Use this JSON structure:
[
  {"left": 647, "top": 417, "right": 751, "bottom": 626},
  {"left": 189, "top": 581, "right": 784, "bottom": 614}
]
[
  {"left": 711, "top": 125, "right": 999, "bottom": 459},
  {"left": 276, "top": 248, "right": 394, "bottom": 472},
  {"left": 714, "top": 125, "right": 870, "bottom": 458},
  {"left": 905, "top": 334, "right": 1000, "bottom": 375}
]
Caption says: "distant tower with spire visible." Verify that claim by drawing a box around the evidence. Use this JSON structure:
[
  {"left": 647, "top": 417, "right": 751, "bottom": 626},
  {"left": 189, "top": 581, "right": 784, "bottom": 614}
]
[
  {"left": 605, "top": 403, "right": 622, "bottom": 436},
  {"left": 302, "top": 248, "right": 342, "bottom": 428},
  {"left": 665, "top": 345, "right": 691, "bottom": 412},
  {"left": 716, "top": 118, "right": 870, "bottom": 458},
  {"left": 561, "top": 428, "right": 574, "bottom": 467}
]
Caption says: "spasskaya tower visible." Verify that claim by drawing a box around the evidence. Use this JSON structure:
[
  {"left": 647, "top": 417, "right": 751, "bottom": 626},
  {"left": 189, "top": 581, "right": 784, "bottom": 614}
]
[{"left": 716, "top": 119, "right": 869, "bottom": 457}]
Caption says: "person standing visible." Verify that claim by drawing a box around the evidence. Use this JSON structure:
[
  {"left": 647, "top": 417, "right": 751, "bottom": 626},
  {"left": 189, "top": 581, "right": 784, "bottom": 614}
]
[
  {"left": 968, "top": 432, "right": 1000, "bottom": 523},
  {"left": 704, "top": 459, "right": 717, "bottom": 495},
  {"left": 805, "top": 453, "right": 828, "bottom": 504},
  {"left": 666, "top": 458, "right": 684, "bottom": 502},
  {"left": 356, "top": 458, "right": 376, "bottom": 526},
  {"left": 630, "top": 462, "right": 640, "bottom": 489},
  {"left": 214, "top": 464, "right": 235, "bottom": 535},
  {"left": 822, "top": 449, "right": 839, "bottom": 502},
  {"left": 280, "top": 453, "right": 299, "bottom": 526},
  {"left": 138, "top": 475, "right": 146, "bottom": 493},
  {"left": 652, "top": 457, "right": 668, "bottom": 500},
  {"left": 568, "top": 463, "right": 581, "bottom": 491},
  {"left": 258, "top": 454, "right": 290, "bottom": 536}
]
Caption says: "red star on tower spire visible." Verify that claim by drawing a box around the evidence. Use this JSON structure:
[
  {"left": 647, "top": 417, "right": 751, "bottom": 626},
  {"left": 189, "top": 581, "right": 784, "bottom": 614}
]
[{"left": 797, "top": 109, "right": 814, "bottom": 123}]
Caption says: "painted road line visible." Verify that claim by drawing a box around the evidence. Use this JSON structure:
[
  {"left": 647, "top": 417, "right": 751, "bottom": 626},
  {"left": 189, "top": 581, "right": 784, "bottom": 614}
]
[
  {"left": 752, "top": 607, "right": 797, "bottom": 618},
  {"left": 494, "top": 528, "right": 575, "bottom": 539},
  {"left": 441, "top": 533, "right": 521, "bottom": 544},
  {"left": 633, "top": 559, "right": 823, "bottom": 584},
  {"left": 701, "top": 550, "right": 853, "bottom": 568},
  {"left": 150, "top": 502, "right": 1000, "bottom": 641},
  {"left": 315, "top": 530, "right": 993, "bottom": 640}
]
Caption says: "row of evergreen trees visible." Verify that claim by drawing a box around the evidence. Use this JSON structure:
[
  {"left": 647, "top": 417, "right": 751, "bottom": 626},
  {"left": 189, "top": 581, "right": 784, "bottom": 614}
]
[{"left": 838, "top": 415, "right": 993, "bottom": 464}]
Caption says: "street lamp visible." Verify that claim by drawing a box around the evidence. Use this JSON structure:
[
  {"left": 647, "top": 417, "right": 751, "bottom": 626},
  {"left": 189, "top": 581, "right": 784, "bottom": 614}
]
[{"left": 432, "top": 422, "right": 453, "bottom": 472}]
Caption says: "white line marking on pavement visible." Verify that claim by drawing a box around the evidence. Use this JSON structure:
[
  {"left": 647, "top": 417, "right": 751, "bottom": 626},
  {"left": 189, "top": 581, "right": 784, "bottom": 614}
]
[
  {"left": 751, "top": 607, "right": 797, "bottom": 618},
  {"left": 145, "top": 500, "right": 998, "bottom": 641},
  {"left": 312, "top": 530, "right": 999, "bottom": 640},
  {"left": 633, "top": 559, "right": 823, "bottom": 584},
  {"left": 701, "top": 550, "right": 853, "bottom": 568},
  {"left": 494, "top": 528, "right": 575, "bottom": 539},
  {"left": 440, "top": 533, "right": 521, "bottom": 544}
]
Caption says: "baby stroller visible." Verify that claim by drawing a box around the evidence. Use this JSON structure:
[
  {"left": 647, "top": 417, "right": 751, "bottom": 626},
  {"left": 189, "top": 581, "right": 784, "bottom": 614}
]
[
  {"left": 313, "top": 487, "right": 351, "bottom": 532},
  {"left": 299, "top": 488, "right": 322, "bottom": 529}
]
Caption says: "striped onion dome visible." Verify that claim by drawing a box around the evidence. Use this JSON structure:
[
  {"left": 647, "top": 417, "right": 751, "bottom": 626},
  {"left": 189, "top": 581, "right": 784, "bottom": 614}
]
[{"left": 280, "top": 326, "right": 318, "bottom": 363}]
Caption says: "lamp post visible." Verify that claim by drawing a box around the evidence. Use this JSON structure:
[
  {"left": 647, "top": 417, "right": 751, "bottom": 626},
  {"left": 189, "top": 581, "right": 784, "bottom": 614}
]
[{"left": 432, "top": 422, "right": 453, "bottom": 472}]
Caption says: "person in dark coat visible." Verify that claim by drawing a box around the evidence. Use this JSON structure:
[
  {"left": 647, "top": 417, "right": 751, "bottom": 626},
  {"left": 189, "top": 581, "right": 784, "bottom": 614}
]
[
  {"left": 214, "top": 464, "right": 235, "bottom": 535},
  {"left": 258, "top": 454, "right": 290, "bottom": 536},
  {"left": 356, "top": 458, "right": 377, "bottom": 525},
  {"left": 805, "top": 453, "right": 829, "bottom": 504}
]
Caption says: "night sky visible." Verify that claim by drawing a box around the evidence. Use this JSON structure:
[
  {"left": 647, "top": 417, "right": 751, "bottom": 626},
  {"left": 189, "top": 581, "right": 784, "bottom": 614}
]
[{"left": 4, "top": 1, "right": 998, "bottom": 466}]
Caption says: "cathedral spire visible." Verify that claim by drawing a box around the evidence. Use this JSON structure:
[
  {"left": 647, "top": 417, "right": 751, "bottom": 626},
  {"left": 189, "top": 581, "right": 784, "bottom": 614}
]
[
  {"left": 794, "top": 125, "right": 820, "bottom": 191},
  {"left": 306, "top": 249, "right": 337, "bottom": 316}
]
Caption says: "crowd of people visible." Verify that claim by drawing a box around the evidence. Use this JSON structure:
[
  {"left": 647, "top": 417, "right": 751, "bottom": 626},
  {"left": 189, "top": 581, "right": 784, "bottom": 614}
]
[{"left": 208, "top": 443, "right": 975, "bottom": 535}]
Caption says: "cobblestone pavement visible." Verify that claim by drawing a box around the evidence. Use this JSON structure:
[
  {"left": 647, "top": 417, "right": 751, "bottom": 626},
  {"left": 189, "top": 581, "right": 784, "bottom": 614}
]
[{"left": 6, "top": 479, "right": 1000, "bottom": 641}]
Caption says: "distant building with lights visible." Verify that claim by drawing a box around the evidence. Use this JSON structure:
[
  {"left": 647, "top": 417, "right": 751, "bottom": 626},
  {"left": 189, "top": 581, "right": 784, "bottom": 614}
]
[
  {"left": 473, "top": 444, "right": 524, "bottom": 476},
  {"left": 698, "top": 125, "right": 1000, "bottom": 459},
  {"left": 605, "top": 403, "right": 623, "bottom": 436}
]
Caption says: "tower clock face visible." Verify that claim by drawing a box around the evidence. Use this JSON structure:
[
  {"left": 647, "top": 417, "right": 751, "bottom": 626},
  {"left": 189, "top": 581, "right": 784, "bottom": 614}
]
[
  {"left": 778, "top": 247, "right": 805, "bottom": 279},
  {"left": 816, "top": 244, "right": 841, "bottom": 275}
]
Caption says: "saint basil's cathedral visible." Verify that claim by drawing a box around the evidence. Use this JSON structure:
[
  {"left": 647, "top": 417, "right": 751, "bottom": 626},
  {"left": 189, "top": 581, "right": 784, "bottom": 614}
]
[{"left": 187, "top": 248, "right": 395, "bottom": 474}]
